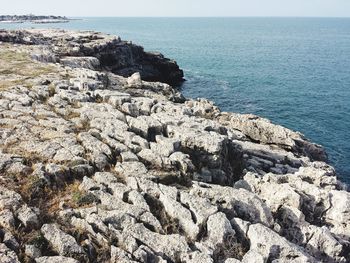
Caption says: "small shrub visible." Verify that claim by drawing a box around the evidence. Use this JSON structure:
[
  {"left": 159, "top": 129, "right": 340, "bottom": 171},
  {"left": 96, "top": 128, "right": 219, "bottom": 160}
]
[
  {"left": 22, "top": 176, "right": 48, "bottom": 200},
  {"left": 27, "top": 232, "right": 48, "bottom": 250},
  {"left": 68, "top": 182, "right": 98, "bottom": 208},
  {"left": 212, "top": 233, "right": 249, "bottom": 261},
  {"left": 75, "top": 192, "right": 99, "bottom": 206},
  {"left": 48, "top": 84, "right": 56, "bottom": 96}
]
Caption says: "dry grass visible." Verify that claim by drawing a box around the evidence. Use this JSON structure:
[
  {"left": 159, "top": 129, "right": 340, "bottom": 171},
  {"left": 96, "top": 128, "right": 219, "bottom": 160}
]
[
  {"left": 10, "top": 171, "right": 95, "bottom": 216},
  {"left": 45, "top": 181, "right": 98, "bottom": 213},
  {"left": 212, "top": 233, "right": 249, "bottom": 261},
  {"left": 0, "top": 45, "right": 58, "bottom": 90},
  {"left": 64, "top": 109, "right": 81, "bottom": 120}
]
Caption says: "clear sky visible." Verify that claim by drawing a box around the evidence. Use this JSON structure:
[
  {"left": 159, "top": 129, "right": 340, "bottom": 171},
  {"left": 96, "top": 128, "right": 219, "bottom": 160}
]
[{"left": 2, "top": 0, "right": 350, "bottom": 17}]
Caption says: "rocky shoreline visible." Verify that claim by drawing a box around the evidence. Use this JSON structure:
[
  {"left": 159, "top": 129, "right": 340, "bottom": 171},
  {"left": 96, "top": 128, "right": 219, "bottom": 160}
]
[{"left": 0, "top": 29, "right": 349, "bottom": 263}]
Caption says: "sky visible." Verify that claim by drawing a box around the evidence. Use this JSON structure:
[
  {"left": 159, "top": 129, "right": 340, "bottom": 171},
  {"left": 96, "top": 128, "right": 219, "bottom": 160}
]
[{"left": 1, "top": 0, "right": 350, "bottom": 17}]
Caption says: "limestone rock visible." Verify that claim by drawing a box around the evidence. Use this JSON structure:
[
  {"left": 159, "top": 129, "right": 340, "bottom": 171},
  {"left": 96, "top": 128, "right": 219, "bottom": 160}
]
[
  {"left": 247, "top": 223, "right": 315, "bottom": 262},
  {"left": 24, "top": 245, "right": 41, "bottom": 258},
  {"left": 207, "top": 212, "right": 235, "bottom": 245},
  {"left": 0, "top": 243, "right": 20, "bottom": 263},
  {"left": 127, "top": 72, "right": 142, "bottom": 88},
  {"left": 41, "top": 224, "right": 86, "bottom": 260},
  {"left": 35, "top": 256, "right": 79, "bottom": 263},
  {"left": 0, "top": 209, "right": 15, "bottom": 230},
  {"left": 60, "top": 56, "right": 100, "bottom": 70},
  {"left": 17, "top": 205, "right": 39, "bottom": 228}
]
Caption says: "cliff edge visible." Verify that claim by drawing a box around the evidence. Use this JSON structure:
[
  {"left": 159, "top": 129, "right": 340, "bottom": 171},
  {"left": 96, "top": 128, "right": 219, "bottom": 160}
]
[
  {"left": 0, "top": 29, "right": 349, "bottom": 263},
  {"left": 0, "top": 29, "right": 184, "bottom": 85}
]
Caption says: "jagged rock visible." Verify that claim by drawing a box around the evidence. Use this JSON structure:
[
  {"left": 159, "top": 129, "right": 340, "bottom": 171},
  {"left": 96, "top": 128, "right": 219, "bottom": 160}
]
[
  {"left": 167, "top": 124, "right": 227, "bottom": 154},
  {"left": 325, "top": 190, "right": 350, "bottom": 237},
  {"left": 179, "top": 191, "right": 218, "bottom": 226},
  {"left": 242, "top": 173, "right": 301, "bottom": 212},
  {"left": 127, "top": 115, "right": 163, "bottom": 140},
  {"left": 60, "top": 56, "right": 100, "bottom": 70},
  {"left": 16, "top": 205, "right": 39, "bottom": 228},
  {"left": 35, "top": 256, "right": 79, "bottom": 263},
  {"left": 181, "top": 251, "right": 214, "bottom": 263},
  {"left": 159, "top": 192, "right": 200, "bottom": 240},
  {"left": 0, "top": 243, "right": 20, "bottom": 263},
  {"left": 185, "top": 98, "right": 220, "bottom": 118},
  {"left": 123, "top": 223, "right": 190, "bottom": 261},
  {"left": 25, "top": 245, "right": 42, "bottom": 258},
  {"left": 133, "top": 97, "right": 155, "bottom": 115},
  {"left": 191, "top": 183, "right": 274, "bottom": 227},
  {"left": 127, "top": 72, "right": 142, "bottom": 88},
  {"left": 41, "top": 224, "right": 86, "bottom": 260},
  {"left": 247, "top": 223, "right": 315, "bottom": 262},
  {"left": 0, "top": 186, "right": 22, "bottom": 211},
  {"left": 115, "top": 161, "right": 148, "bottom": 178},
  {"left": 94, "top": 90, "right": 131, "bottom": 106},
  {"left": 5, "top": 162, "right": 31, "bottom": 175},
  {"left": 207, "top": 212, "right": 235, "bottom": 246},
  {"left": 169, "top": 152, "right": 195, "bottom": 173},
  {"left": 0, "top": 209, "right": 15, "bottom": 230},
  {"left": 218, "top": 113, "right": 327, "bottom": 161},
  {"left": 137, "top": 149, "right": 164, "bottom": 168},
  {"left": 225, "top": 259, "right": 241, "bottom": 263},
  {"left": 110, "top": 246, "right": 137, "bottom": 263},
  {"left": 121, "top": 102, "right": 140, "bottom": 117},
  {"left": 1, "top": 230, "right": 20, "bottom": 252},
  {"left": 241, "top": 250, "right": 264, "bottom": 263},
  {"left": 151, "top": 135, "right": 180, "bottom": 157},
  {"left": 78, "top": 132, "right": 112, "bottom": 170},
  {"left": 120, "top": 151, "right": 139, "bottom": 162}
]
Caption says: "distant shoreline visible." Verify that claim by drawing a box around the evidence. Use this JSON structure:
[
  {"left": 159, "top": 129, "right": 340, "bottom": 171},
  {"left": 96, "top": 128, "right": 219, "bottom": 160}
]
[{"left": 0, "top": 15, "right": 73, "bottom": 24}]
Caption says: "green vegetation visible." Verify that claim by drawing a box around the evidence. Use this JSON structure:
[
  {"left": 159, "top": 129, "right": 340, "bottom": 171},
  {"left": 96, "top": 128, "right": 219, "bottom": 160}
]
[{"left": 70, "top": 181, "right": 98, "bottom": 207}]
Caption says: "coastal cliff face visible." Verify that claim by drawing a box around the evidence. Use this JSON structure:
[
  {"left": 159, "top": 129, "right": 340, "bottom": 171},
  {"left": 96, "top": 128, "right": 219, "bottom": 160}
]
[
  {"left": 0, "top": 29, "right": 349, "bottom": 263},
  {"left": 0, "top": 29, "right": 184, "bottom": 85}
]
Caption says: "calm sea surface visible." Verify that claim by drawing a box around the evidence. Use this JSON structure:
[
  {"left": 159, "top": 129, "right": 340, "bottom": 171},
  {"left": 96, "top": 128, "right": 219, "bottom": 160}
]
[{"left": 2, "top": 18, "right": 350, "bottom": 182}]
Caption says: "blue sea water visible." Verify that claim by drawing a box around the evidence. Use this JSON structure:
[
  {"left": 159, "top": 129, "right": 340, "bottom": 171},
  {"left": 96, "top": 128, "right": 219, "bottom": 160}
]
[{"left": 1, "top": 17, "right": 350, "bottom": 182}]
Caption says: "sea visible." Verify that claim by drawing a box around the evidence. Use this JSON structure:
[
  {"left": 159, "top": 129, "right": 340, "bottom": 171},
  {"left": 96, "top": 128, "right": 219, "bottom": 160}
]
[{"left": 1, "top": 17, "right": 350, "bottom": 183}]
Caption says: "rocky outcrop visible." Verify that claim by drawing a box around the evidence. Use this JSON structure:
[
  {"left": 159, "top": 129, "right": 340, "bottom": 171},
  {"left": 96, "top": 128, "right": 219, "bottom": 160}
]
[
  {"left": 0, "top": 29, "right": 184, "bottom": 85},
  {"left": 0, "top": 29, "right": 349, "bottom": 263}
]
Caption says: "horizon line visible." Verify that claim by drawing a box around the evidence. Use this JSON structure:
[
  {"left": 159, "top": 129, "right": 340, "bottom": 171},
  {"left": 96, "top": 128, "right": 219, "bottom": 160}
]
[
  {"left": 73, "top": 16, "right": 350, "bottom": 18},
  {"left": 2, "top": 14, "right": 350, "bottom": 19}
]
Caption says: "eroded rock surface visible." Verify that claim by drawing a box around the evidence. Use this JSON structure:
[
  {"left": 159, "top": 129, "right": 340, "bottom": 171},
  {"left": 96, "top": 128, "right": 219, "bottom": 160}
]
[
  {"left": 0, "top": 29, "right": 184, "bottom": 86},
  {"left": 0, "top": 29, "right": 349, "bottom": 263}
]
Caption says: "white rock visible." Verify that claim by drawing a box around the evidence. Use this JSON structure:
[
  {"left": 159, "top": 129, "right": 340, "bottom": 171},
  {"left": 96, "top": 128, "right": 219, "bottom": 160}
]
[
  {"left": 0, "top": 243, "right": 20, "bottom": 263},
  {"left": 159, "top": 193, "right": 200, "bottom": 240},
  {"left": 41, "top": 224, "right": 86, "bottom": 259},
  {"left": 17, "top": 205, "right": 39, "bottom": 228},
  {"left": 0, "top": 209, "right": 15, "bottom": 229},
  {"left": 127, "top": 72, "right": 142, "bottom": 88},
  {"left": 241, "top": 249, "right": 264, "bottom": 263},
  {"left": 247, "top": 223, "right": 314, "bottom": 262},
  {"left": 35, "top": 256, "right": 79, "bottom": 263},
  {"left": 207, "top": 212, "right": 235, "bottom": 245},
  {"left": 25, "top": 244, "right": 42, "bottom": 258}
]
